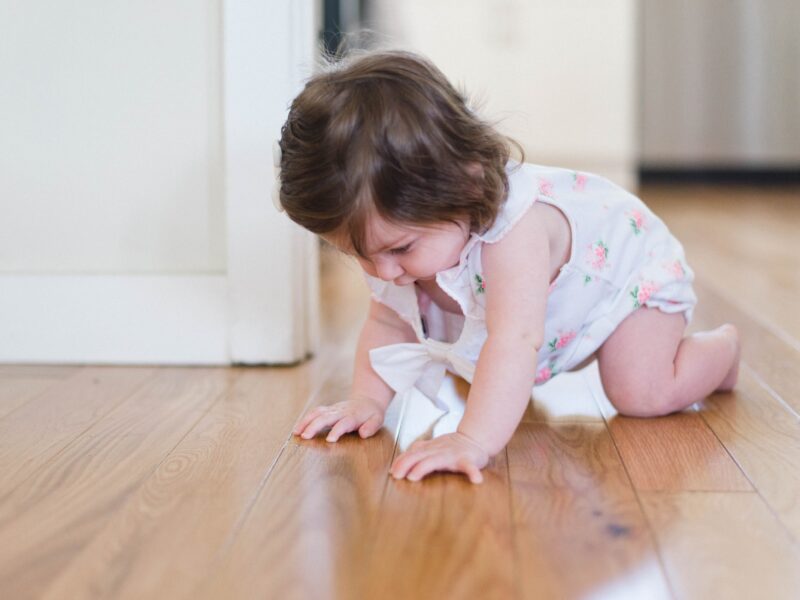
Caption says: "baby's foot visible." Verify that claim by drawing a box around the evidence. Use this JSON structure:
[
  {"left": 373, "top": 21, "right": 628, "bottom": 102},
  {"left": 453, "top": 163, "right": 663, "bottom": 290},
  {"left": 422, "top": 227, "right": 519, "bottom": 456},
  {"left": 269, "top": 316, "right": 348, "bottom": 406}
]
[{"left": 715, "top": 324, "right": 740, "bottom": 392}]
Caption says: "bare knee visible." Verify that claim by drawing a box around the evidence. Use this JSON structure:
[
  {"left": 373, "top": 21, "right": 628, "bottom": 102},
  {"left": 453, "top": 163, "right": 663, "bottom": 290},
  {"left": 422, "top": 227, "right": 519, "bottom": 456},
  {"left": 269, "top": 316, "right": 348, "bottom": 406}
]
[{"left": 603, "top": 377, "right": 680, "bottom": 418}]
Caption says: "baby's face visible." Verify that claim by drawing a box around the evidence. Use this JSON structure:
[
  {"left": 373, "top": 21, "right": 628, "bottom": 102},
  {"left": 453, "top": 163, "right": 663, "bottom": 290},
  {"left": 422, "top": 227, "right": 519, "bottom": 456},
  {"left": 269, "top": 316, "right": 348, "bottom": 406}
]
[{"left": 326, "top": 216, "right": 470, "bottom": 286}]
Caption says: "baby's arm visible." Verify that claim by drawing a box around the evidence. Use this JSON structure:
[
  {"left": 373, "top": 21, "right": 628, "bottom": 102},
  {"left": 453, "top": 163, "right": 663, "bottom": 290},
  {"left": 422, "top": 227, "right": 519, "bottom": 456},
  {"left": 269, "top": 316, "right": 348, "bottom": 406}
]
[
  {"left": 391, "top": 209, "right": 550, "bottom": 482},
  {"left": 293, "top": 298, "right": 416, "bottom": 441}
]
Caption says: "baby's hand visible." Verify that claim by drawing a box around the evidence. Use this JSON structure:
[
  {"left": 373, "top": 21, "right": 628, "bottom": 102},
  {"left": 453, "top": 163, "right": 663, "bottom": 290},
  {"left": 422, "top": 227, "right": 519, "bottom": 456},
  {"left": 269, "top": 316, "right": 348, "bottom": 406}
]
[
  {"left": 292, "top": 396, "right": 386, "bottom": 442},
  {"left": 390, "top": 432, "right": 489, "bottom": 484}
]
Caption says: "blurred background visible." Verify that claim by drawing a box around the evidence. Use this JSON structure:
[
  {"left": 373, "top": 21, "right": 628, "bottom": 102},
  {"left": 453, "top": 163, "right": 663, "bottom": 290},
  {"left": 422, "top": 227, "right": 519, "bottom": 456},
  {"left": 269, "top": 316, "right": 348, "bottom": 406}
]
[
  {"left": 0, "top": 0, "right": 797, "bottom": 365},
  {"left": 326, "top": 0, "right": 800, "bottom": 188}
]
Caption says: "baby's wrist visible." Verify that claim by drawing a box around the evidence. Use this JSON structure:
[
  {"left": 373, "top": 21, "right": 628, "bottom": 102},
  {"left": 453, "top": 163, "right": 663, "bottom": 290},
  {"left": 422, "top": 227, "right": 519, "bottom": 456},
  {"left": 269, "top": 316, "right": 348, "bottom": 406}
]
[
  {"left": 349, "top": 392, "right": 389, "bottom": 413},
  {"left": 454, "top": 428, "right": 492, "bottom": 458}
]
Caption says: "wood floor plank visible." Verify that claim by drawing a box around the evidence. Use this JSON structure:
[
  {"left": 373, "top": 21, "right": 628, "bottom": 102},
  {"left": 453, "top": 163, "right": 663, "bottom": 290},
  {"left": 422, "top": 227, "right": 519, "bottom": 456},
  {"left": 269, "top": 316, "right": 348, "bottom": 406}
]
[
  {"left": 694, "top": 364, "right": 800, "bottom": 541},
  {"left": 363, "top": 440, "right": 514, "bottom": 598},
  {"left": 586, "top": 362, "right": 750, "bottom": 492},
  {"left": 691, "top": 281, "right": 800, "bottom": 418},
  {"left": 0, "top": 377, "right": 63, "bottom": 420},
  {"left": 0, "top": 368, "right": 232, "bottom": 600},
  {"left": 646, "top": 186, "right": 800, "bottom": 344},
  {"left": 640, "top": 491, "right": 800, "bottom": 600},
  {"left": 36, "top": 358, "right": 337, "bottom": 600},
  {"left": 603, "top": 412, "right": 751, "bottom": 492},
  {"left": 508, "top": 423, "right": 672, "bottom": 599},
  {"left": 0, "top": 367, "right": 155, "bottom": 495},
  {"left": 196, "top": 361, "right": 401, "bottom": 600}
]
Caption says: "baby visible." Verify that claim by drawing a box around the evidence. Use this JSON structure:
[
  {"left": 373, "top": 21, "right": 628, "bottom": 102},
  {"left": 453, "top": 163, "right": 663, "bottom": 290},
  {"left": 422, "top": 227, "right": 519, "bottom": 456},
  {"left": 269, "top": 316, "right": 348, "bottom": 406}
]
[{"left": 278, "top": 49, "right": 740, "bottom": 484}]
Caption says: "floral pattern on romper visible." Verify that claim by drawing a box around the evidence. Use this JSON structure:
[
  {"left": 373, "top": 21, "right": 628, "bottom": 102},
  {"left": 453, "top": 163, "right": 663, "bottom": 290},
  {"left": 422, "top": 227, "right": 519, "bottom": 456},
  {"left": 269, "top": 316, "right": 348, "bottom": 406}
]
[
  {"left": 626, "top": 209, "right": 646, "bottom": 235},
  {"left": 630, "top": 281, "right": 660, "bottom": 309},
  {"left": 586, "top": 240, "right": 610, "bottom": 271},
  {"left": 474, "top": 274, "right": 486, "bottom": 294}
]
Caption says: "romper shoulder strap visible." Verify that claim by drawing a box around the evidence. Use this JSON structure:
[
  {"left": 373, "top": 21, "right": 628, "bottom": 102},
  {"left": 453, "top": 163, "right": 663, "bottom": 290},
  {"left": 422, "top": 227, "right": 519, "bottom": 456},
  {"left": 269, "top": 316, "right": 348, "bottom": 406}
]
[{"left": 477, "top": 160, "right": 539, "bottom": 245}]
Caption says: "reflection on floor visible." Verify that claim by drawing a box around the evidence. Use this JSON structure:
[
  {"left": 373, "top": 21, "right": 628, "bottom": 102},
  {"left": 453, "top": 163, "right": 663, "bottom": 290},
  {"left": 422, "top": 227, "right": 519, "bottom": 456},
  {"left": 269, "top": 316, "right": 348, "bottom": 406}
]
[{"left": 1, "top": 184, "right": 799, "bottom": 599}]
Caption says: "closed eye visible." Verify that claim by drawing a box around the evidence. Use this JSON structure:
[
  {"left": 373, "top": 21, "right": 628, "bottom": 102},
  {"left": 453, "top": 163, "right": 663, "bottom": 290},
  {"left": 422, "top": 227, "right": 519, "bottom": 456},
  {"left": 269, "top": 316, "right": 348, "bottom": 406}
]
[{"left": 388, "top": 243, "right": 412, "bottom": 255}]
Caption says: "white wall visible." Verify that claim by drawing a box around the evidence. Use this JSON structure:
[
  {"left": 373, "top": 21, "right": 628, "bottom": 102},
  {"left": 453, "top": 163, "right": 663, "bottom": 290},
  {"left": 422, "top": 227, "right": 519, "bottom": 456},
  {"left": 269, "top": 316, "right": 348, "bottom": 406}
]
[
  {"left": 0, "top": 1, "right": 225, "bottom": 273},
  {"left": 370, "top": 0, "right": 638, "bottom": 189}
]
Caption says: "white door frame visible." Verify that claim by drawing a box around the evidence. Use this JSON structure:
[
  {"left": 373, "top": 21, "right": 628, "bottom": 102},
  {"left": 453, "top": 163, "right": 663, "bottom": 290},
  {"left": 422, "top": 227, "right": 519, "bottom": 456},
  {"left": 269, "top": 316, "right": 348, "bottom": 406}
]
[{"left": 0, "top": 0, "right": 319, "bottom": 366}]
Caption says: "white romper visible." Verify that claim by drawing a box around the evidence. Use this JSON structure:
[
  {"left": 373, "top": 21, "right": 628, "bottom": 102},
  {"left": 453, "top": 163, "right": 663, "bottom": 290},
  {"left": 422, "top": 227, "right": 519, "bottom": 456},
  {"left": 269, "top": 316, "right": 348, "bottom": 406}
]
[{"left": 365, "top": 160, "right": 697, "bottom": 411}]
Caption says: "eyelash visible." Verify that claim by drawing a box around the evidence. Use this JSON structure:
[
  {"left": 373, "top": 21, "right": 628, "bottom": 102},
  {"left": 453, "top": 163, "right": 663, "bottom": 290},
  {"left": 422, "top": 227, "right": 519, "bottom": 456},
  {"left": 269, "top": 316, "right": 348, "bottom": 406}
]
[{"left": 388, "top": 243, "right": 412, "bottom": 255}]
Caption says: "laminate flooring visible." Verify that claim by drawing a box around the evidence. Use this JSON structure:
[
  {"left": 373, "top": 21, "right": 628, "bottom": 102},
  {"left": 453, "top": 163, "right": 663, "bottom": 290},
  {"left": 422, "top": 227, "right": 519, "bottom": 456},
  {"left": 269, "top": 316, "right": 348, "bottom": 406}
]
[{"left": 1, "top": 184, "right": 799, "bottom": 599}]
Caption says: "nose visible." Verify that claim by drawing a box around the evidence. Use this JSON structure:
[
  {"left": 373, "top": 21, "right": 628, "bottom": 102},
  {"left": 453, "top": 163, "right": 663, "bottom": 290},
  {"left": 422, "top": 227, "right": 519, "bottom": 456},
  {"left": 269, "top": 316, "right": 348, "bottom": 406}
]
[{"left": 372, "top": 256, "right": 404, "bottom": 281}]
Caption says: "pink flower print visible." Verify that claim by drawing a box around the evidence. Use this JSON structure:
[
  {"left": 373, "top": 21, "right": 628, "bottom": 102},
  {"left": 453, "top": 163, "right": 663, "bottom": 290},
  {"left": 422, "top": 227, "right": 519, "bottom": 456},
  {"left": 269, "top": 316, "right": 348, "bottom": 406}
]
[
  {"left": 572, "top": 172, "right": 588, "bottom": 192},
  {"left": 539, "top": 178, "right": 554, "bottom": 196},
  {"left": 630, "top": 280, "right": 659, "bottom": 308},
  {"left": 666, "top": 259, "right": 685, "bottom": 278},
  {"left": 535, "top": 365, "right": 554, "bottom": 384},
  {"left": 548, "top": 331, "right": 576, "bottom": 352},
  {"left": 585, "top": 240, "right": 609, "bottom": 271},
  {"left": 475, "top": 273, "right": 486, "bottom": 294},
  {"left": 627, "top": 209, "right": 646, "bottom": 235}
]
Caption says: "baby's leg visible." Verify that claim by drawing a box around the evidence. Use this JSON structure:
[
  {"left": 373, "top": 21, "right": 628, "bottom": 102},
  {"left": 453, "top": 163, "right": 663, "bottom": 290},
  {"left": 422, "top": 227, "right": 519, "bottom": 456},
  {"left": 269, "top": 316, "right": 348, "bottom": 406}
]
[{"left": 597, "top": 307, "right": 740, "bottom": 417}]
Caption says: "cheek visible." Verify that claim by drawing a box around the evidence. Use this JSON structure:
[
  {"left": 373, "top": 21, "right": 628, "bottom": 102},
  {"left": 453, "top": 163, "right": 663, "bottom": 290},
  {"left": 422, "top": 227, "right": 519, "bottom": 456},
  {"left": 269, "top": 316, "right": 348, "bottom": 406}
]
[{"left": 400, "top": 253, "right": 432, "bottom": 275}]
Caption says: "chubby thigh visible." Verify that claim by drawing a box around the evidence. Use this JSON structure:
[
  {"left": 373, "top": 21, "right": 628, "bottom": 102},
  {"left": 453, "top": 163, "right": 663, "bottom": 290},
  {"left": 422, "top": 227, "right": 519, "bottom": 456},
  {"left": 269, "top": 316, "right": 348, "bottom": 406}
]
[{"left": 596, "top": 307, "right": 686, "bottom": 414}]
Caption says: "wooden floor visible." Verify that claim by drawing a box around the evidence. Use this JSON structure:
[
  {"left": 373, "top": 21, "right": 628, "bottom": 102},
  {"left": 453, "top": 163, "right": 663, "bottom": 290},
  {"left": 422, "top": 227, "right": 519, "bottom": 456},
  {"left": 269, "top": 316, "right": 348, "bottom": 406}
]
[{"left": 1, "top": 184, "right": 799, "bottom": 599}]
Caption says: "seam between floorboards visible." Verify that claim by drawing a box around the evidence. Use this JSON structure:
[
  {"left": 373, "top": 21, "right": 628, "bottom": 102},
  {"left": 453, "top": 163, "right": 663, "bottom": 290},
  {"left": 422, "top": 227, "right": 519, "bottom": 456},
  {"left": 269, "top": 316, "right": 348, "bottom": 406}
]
[
  {"left": 208, "top": 353, "right": 341, "bottom": 562},
  {"left": 34, "top": 368, "right": 232, "bottom": 597},
  {"left": 697, "top": 280, "right": 800, "bottom": 353},
  {"left": 504, "top": 445, "right": 523, "bottom": 600},
  {"left": 743, "top": 362, "right": 800, "bottom": 422},
  {"left": 586, "top": 371, "right": 679, "bottom": 600},
  {"left": 695, "top": 360, "right": 800, "bottom": 549},
  {"left": 0, "top": 367, "right": 159, "bottom": 499},
  {"left": 0, "top": 368, "right": 85, "bottom": 424}
]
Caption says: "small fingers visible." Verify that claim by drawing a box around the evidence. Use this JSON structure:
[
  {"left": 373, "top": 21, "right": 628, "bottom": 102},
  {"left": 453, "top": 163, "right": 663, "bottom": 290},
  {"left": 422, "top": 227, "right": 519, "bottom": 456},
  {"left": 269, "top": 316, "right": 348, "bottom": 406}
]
[
  {"left": 297, "top": 411, "right": 341, "bottom": 440},
  {"left": 406, "top": 454, "right": 453, "bottom": 482},
  {"left": 326, "top": 416, "right": 358, "bottom": 442},
  {"left": 390, "top": 448, "right": 434, "bottom": 480},
  {"left": 292, "top": 406, "right": 324, "bottom": 435},
  {"left": 459, "top": 459, "right": 484, "bottom": 484},
  {"left": 404, "top": 456, "right": 483, "bottom": 484},
  {"left": 358, "top": 413, "right": 383, "bottom": 438}
]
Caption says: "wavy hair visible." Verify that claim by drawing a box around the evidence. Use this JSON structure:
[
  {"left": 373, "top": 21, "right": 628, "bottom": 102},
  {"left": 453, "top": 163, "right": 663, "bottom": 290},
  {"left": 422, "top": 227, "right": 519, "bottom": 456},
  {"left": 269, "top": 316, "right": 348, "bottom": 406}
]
[{"left": 277, "top": 48, "right": 525, "bottom": 256}]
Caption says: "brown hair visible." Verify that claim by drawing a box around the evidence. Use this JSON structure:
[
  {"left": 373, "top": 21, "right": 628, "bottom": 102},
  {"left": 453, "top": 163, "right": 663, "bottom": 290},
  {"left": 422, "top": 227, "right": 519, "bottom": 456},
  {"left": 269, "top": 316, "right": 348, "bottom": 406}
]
[{"left": 277, "top": 48, "right": 525, "bottom": 256}]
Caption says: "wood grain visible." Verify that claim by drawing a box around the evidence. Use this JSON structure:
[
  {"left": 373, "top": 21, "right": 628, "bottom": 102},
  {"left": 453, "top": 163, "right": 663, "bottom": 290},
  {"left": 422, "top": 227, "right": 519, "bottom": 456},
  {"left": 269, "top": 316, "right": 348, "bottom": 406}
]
[
  {"left": 0, "top": 368, "right": 231, "bottom": 600},
  {"left": 0, "top": 184, "right": 798, "bottom": 598},
  {"left": 37, "top": 358, "right": 337, "bottom": 600},
  {"left": 640, "top": 491, "right": 800, "bottom": 600},
  {"left": 197, "top": 359, "right": 400, "bottom": 600},
  {"left": 508, "top": 423, "right": 672, "bottom": 599},
  {"left": 691, "top": 281, "right": 800, "bottom": 417},
  {"left": 0, "top": 367, "right": 155, "bottom": 495},
  {"left": 695, "top": 365, "right": 800, "bottom": 541},
  {"left": 364, "top": 424, "right": 514, "bottom": 599}
]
